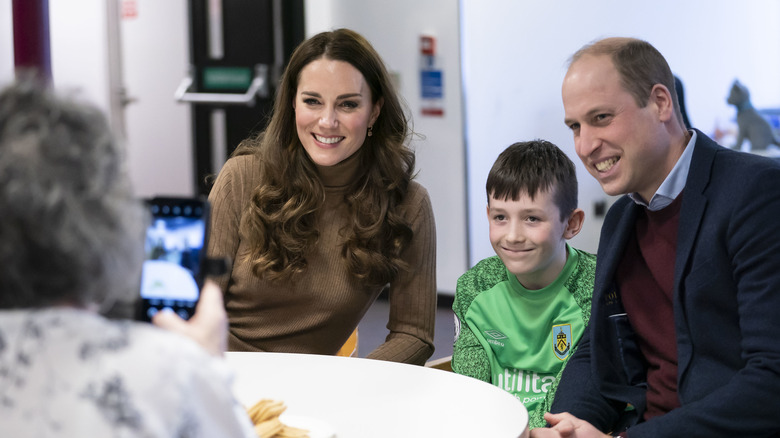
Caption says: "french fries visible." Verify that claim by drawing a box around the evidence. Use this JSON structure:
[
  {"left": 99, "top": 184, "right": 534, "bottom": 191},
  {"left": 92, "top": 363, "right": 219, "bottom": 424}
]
[
  {"left": 246, "top": 399, "right": 310, "bottom": 438},
  {"left": 255, "top": 417, "right": 283, "bottom": 437}
]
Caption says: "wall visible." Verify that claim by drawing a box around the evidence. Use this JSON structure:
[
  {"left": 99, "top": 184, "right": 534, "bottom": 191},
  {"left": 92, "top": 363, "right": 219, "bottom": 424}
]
[
  {"left": 305, "top": 0, "right": 469, "bottom": 294},
  {"left": 118, "top": 0, "right": 193, "bottom": 198},
  {"left": 0, "top": 0, "right": 12, "bottom": 85},
  {"left": 461, "top": 0, "right": 780, "bottom": 264},
  {"left": 48, "top": 0, "right": 111, "bottom": 113}
]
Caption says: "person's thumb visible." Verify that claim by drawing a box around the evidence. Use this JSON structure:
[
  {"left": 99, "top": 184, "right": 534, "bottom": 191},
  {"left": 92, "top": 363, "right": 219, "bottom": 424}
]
[{"left": 152, "top": 307, "right": 189, "bottom": 334}]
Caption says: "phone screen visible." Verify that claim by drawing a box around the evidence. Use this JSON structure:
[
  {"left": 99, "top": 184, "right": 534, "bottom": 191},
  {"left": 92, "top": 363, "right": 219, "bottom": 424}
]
[{"left": 137, "top": 197, "right": 209, "bottom": 321}]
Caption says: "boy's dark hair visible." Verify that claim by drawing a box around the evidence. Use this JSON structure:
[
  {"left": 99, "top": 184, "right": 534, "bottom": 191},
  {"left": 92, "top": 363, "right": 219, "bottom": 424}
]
[{"left": 486, "top": 139, "right": 578, "bottom": 221}]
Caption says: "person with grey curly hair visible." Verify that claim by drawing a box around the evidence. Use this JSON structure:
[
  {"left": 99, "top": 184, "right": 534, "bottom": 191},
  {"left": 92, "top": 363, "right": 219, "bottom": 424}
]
[
  {"left": 0, "top": 79, "right": 145, "bottom": 311},
  {"left": 0, "top": 80, "right": 256, "bottom": 437}
]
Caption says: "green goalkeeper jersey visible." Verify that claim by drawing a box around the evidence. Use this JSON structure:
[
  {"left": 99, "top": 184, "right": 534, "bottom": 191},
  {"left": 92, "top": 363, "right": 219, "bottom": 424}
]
[{"left": 452, "top": 244, "right": 595, "bottom": 429}]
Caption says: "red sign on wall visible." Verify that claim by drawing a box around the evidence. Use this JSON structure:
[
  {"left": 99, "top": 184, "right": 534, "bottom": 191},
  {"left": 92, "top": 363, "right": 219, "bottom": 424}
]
[
  {"left": 420, "top": 35, "right": 443, "bottom": 117},
  {"left": 122, "top": 0, "right": 138, "bottom": 19}
]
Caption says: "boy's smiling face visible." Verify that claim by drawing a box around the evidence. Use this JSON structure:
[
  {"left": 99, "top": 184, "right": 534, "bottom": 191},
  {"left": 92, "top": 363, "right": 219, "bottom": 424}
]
[{"left": 487, "top": 188, "right": 581, "bottom": 290}]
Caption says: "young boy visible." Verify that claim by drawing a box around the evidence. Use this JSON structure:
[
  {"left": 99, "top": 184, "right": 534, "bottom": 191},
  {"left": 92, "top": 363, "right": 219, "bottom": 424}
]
[{"left": 452, "top": 140, "right": 595, "bottom": 429}]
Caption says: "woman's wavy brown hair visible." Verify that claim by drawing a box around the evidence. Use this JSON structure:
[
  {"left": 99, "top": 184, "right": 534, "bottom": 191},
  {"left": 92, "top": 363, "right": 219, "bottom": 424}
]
[{"left": 233, "top": 28, "right": 415, "bottom": 287}]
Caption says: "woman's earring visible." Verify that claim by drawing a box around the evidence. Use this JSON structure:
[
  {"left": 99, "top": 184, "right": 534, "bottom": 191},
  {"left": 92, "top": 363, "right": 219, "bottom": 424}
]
[{"left": 367, "top": 126, "right": 373, "bottom": 137}]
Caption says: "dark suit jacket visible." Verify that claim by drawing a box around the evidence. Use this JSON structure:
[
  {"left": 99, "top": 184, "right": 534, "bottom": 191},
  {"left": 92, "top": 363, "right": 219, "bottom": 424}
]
[{"left": 552, "top": 130, "right": 780, "bottom": 437}]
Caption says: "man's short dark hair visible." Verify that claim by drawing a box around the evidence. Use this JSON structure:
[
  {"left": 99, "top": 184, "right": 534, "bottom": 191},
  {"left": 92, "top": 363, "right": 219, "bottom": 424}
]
[{"left": 570, "top": 37, "right": 685, "bottom": 128}]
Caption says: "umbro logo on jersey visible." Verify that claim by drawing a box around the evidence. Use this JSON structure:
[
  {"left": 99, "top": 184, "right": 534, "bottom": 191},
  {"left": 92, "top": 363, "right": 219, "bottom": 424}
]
[
  {"left": 484, "top": 329, "right": 507, "bottom": 347},
  {"left": 484, "top": 329, "right": 508, "bottom": 340}
]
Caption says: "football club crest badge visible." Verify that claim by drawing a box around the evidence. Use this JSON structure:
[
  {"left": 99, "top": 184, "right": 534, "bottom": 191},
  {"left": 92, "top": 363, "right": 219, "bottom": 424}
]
[{"left": 552, "top": 324, "right": 572, "bottom": 361}]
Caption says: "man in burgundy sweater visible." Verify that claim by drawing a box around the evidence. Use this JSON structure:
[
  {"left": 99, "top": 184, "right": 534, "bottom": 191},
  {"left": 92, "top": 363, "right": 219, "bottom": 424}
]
[{"left": 530, "top": 37, "right": 780, "bottom": 437}]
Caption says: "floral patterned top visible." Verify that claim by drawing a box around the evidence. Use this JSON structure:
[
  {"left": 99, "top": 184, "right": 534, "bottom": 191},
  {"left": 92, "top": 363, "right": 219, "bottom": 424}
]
[{"left": 0, "top": 308, "right": 256, "bottom": 438}]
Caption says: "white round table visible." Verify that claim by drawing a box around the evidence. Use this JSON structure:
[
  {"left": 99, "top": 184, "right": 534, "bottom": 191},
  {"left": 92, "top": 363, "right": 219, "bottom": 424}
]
[{"left": 226, "top": 351, "right": 529, "bottom": 438}]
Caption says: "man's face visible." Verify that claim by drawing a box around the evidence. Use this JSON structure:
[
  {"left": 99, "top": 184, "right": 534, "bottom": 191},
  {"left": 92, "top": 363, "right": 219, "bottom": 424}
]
[{"left": 562, "top": 54, "right": 672, "bottom": 201}]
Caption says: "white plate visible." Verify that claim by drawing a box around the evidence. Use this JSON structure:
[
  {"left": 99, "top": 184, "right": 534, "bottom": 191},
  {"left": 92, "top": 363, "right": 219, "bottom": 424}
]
[{"left": 279, "top": 413, "right": 337, "bottom": 438}]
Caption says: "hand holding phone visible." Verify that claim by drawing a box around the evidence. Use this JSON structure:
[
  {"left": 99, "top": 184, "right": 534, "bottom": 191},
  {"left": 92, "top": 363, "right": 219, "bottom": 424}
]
[{"left": 152, "top": 280, "right": 228, "bottom": 356}]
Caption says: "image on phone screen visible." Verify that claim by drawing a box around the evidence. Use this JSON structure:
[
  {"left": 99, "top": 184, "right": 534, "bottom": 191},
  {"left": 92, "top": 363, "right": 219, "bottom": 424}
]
[{"left": 138, "top": 198, "right": 208, "bottom": 321}]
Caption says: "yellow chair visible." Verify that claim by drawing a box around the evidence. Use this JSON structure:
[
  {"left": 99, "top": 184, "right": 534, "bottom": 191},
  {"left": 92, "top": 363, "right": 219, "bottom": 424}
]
[
  {"left": 336, "top": 328, "right": 359, "bottom": 357},
  {"left": 425, "top": 355, "right": 452, "bottom": 372}
]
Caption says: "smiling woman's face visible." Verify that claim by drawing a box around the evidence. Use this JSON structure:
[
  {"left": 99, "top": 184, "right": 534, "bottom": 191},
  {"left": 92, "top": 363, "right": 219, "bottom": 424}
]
[{"left": 294, "top": 58, "right": 382, "bottom": 167}]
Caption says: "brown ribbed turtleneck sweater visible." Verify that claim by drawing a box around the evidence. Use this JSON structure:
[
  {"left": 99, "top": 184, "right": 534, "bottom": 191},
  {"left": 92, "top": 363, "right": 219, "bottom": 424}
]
[{"left": 207, "top": 150, "right": 437, "bottom": 365}]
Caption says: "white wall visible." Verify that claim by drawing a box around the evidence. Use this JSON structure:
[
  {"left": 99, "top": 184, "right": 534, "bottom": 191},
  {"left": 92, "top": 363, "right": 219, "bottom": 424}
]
[
  {"left": 49, "top": 0, "right": 111, "bottom": 113},
  {"left": 119, "top": 0, "right": 193, "bottom": 198},
  {"left": 306, "top": 0, "right": 469, "bottom": 294},
  {"left": 461, "top": 0, "right": 780, "bottom": 265},
  {"left": 0, "top": 0, "right": 13, "bottom": 86}
]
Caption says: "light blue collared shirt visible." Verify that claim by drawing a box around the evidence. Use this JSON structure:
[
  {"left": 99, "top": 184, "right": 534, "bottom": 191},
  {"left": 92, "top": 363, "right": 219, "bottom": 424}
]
[{"left": 628, "top": 130, "right": 697, "bottom": 211}]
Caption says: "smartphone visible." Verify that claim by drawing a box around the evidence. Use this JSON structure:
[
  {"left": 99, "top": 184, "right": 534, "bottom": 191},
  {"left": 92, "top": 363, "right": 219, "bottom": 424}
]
[{"left": 136, "top": 196, "right": 210, "bottom": 322}]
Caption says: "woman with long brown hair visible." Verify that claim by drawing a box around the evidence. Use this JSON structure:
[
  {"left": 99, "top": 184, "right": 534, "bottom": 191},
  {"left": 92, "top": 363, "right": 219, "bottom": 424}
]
[{"left": 207, "top": 28, "right": 436, "bottom": 364}]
